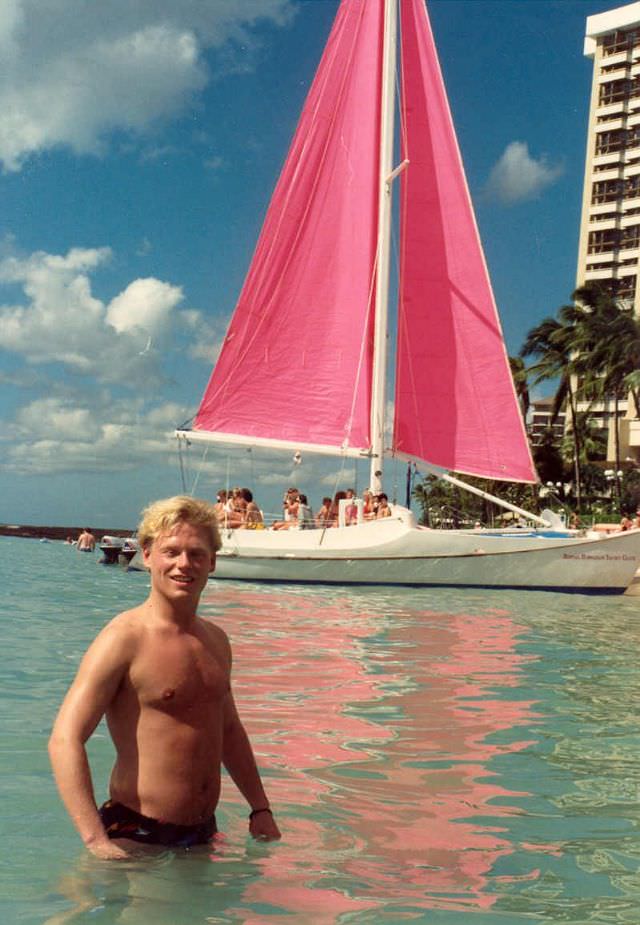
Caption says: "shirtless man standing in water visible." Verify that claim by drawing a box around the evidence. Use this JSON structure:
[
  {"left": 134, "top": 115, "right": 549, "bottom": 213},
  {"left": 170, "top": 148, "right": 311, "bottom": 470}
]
[{"left": 49, "top": 496, "right": 280, "bottom": 858}]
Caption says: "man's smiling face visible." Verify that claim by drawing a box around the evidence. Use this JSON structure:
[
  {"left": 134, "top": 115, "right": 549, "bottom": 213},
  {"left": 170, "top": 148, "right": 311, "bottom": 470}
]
[{"left": 143, "top": 521, "right": 216, "bottom": 602}]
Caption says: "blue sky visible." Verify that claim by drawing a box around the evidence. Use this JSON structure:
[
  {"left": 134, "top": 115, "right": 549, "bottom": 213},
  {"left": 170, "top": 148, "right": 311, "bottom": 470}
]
[{"left": 0, "top": 0, "right": 619, "bottom": 528}]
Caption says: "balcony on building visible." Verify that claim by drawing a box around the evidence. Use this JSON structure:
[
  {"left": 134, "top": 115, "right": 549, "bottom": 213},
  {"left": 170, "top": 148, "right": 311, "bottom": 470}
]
[{"left": 628, "top": 420, "right": 640, "bottom": 447}]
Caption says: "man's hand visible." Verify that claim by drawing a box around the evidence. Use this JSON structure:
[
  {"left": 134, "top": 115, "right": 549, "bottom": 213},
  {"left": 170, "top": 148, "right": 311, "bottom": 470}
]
[
  {"left": 85, "top": 838, "right": 133, "bottom": 860},
  {"left": 249, "top": 808, "right": 281, "bottom": 841}
]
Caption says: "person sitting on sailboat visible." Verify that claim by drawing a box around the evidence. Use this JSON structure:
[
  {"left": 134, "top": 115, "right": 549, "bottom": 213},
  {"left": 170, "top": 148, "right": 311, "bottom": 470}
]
[
  {"left": 214, "top": 490, "right": 228, "bottom": 521},
  {"left": 315, "top": 497, "right": 332, "bottom": 528},
  {"left": 296, "top": 494, "right": 314, "bottom": 529},
  {"left": 362, "top": 490, "right": 375, "bottom": 520},
  {"left": 214, "top": 488, "right": 244, "bottom": 530},
  {"left": 239, "top": 488, "right": 264, "bottom": 529},
  {"left": 271, "top": 488, "right": 299, "bottom": 530},
  {"left": 327, "top": 491, "right": 347, "bottom": 527},
  {"left": 345, "top": 489, "right": 358, "bottom": 526},
  {"left": 375, "top": 493, "right": 392, "bottom": 519}
]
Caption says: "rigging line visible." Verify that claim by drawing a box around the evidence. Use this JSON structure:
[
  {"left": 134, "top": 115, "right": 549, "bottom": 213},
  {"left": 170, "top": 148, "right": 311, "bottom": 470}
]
[
  {"left": 190, "top": 445, "right": 209, "bottom": 496},
  {"left": 247, "top": 447, "right": 255, "bottom": 487},
  {"left": 178, "top": 438, "right": 188, "bottom": 493},
  {"left": 318, "top": 452, "right": 350, "bottom": 546},
  {"left": 392, "top": 455, "right": 399, "bottom": 505}
]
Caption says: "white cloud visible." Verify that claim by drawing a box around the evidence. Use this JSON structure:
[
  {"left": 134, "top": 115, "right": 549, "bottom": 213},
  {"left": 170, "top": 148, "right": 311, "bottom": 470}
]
[
  {"left": 2, "top": 394, "right": 189, "bottom": 475},
  {"left": 0, "top": 246, "right": 189, "bottom": 385},
  {"left": 484, "top": 141, "right": 563, "bottom": 205},
  {"left": 175, "top": 308, "right": 224, "bottom": 363},
  {"left": 0, "top": 0, "right": 296, "bottom": 171},
  {"left": 106, "top": 278, "right": 184, "bottom": 335}
]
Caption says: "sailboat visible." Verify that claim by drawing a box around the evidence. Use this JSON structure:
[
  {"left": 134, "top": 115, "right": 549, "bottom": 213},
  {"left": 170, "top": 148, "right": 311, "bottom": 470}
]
[{"left": 176, "top": 0, "right": 640, "bottom": 593}]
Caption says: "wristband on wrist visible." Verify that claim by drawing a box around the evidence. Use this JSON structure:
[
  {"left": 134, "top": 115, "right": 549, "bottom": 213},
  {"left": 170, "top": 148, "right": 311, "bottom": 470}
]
[{"left": 249, "top": 807, "right": 272, "bottom": 821}]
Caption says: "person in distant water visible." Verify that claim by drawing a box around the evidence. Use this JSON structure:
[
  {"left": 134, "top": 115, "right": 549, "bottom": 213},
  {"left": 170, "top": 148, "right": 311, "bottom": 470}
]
[
  {"left": 49, "top": 495, "right": 280, "bottom": 858},
  {"left": 76, "top": 529, "right": 95, "bottom": 552}
]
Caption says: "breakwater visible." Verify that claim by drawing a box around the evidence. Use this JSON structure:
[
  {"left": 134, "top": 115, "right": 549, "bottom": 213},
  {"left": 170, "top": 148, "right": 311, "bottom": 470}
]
[{"left": 0, "top": 524, "right": 132, "bottom": 541}]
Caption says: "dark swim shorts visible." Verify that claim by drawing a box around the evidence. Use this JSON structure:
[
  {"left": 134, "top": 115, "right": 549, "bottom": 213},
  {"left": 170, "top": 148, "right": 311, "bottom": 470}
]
[{"left": 99, "top": 800, "right": 217, "bottom": 848}]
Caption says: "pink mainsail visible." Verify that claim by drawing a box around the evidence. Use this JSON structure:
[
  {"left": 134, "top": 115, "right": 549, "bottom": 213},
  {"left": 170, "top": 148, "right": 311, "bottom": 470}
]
[
  {"left": 393, "top": 0, "right": 536, "bottom": 483},
  {"left": 194, "top": 0, "right": 383, "bottom": 453}
]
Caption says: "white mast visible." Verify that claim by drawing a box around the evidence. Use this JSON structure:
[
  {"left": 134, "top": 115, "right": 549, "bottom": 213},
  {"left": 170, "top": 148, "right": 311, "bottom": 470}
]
[{"left": 369, "top": 0, "right": 398, "bottom": 494}]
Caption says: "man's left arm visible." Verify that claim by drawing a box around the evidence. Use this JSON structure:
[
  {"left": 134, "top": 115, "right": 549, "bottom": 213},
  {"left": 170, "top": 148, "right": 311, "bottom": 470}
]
[{"left": 221, "top": 690, "right": 281, "bottom": 840}]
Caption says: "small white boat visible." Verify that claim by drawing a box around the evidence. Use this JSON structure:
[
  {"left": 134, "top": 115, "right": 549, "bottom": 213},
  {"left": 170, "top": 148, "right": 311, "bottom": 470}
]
[
  {"left": 99, "top": 536, "right": 139, "bottom": 566},
  {"left": 176, "top": 0, "right": 640, "bottom": 593},
  {"left": 99, "top": 535, "right": 124, "bottom": 565}
]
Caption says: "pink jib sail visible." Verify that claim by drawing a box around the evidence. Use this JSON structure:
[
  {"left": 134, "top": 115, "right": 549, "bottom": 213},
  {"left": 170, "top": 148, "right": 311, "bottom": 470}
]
[
  {"left": 393, "top": 0, "right": 536, "bottom": 483},
  {"left": 194, "top": 0, "right": 383, "bottom": 453}
]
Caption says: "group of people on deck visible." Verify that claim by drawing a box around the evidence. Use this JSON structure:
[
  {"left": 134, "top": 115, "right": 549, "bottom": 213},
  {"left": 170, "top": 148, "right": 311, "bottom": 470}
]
[
  {"left": 213, "top": 488, "right": 264, "bottom": 529},
  {"left": 213, "top": 485, "right": 393, "bottom": 531}
]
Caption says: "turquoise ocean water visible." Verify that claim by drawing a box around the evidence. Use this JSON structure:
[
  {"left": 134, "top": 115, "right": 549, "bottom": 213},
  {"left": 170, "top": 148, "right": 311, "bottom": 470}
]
[{"left": 1, "top": 534, "right": 640, "bottom": 924}]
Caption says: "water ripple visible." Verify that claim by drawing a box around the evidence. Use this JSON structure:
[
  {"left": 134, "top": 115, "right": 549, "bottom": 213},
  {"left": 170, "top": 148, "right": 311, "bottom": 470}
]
[{"left": 1, "top": 539, "right": 640, "bottom": 923}]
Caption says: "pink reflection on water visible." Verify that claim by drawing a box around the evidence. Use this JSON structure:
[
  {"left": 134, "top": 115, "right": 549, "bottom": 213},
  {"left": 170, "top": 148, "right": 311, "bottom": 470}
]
[
  {"left": 202, "top": 586, "right": 542, "bottom": 916},
  {"left": 231, "top": 883, "right": 378, "bottom": 924},
  {"left": 203, "top": 586, "right": 395, "bottom": 808}
]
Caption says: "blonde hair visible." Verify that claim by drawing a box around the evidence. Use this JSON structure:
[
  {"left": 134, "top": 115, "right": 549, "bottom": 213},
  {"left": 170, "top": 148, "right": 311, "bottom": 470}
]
[{"left": 137, "top": 495, "right": 221, "bottom": 552}]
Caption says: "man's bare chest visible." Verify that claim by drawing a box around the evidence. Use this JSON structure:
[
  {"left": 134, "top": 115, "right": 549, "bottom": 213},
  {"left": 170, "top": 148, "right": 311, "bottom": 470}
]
[{"left": 129, "top": 635, "right": 229, "bottom": 713}]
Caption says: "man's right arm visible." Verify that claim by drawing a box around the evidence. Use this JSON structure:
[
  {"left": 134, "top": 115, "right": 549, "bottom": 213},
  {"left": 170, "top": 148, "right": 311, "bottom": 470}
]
[{"left": 48, "top": 618, "right": 133, "bottom": 859}]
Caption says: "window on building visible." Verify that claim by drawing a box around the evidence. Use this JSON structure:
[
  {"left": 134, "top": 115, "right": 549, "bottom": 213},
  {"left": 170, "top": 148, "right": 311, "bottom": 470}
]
[
  {"left": 599, "top": 79, "right": 628, "bottom": 106},
  {"left": 617, "top": 276, "right": 637, "bottom": 299},
  {"left": 592, "top": 179, "right": 622, "bottom": 203},
  {"left": 624, "top": 175, "right": 640, "bottom": 198},
  {"left": 588, "top": 276, "right": 637, "bottom": 302},
  {"left": 596, "top": 129, "right": 626, "bottom": 154},
  {"left": 621, "top": 224, "right": 640, "bottom": 248},
  {"left": 588, "top": 228, "right": 620, "bottom": 253},
  {"left": 602, "top": 28, "right": 640, "bottom": 56}
]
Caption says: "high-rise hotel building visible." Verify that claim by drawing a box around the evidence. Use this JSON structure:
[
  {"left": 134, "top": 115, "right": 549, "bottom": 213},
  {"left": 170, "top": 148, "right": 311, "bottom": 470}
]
[{"left": 578, "top": 1, "right": 640, "bottom": 463}]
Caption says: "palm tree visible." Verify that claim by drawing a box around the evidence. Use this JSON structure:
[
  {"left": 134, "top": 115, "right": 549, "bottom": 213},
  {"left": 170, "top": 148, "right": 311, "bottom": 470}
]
[
  {"left": 509, "top": 355, "right": 530, "bottom": 420},
  {"left": 561, "top": 410, "right": 607, "bottom": 467},
  {"left": 520, "top": 315, "right": 584, "bottom": 509},
  {"left": 572, "top": 283, "right": 640, "bottom": 414},
  {"left": 571, "top": 283, "right": 640, "bottom": 501}
]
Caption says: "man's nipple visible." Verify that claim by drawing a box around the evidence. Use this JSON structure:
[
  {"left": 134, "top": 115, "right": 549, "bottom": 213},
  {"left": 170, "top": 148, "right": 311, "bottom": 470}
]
[{"left": 162, "top": 688, "right": 176, "bottom": 700}]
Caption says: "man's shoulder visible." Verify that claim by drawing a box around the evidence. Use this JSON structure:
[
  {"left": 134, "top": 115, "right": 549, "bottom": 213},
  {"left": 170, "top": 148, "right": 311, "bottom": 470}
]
[
  {"left": 197, "top": 617, "right": 231, "bottom": 659},
  {"left": 98, "top": 606, "right": 147, "bottom": 649},
  {"left": 197, "top": 616, "right": 229, "bottom": 642}
]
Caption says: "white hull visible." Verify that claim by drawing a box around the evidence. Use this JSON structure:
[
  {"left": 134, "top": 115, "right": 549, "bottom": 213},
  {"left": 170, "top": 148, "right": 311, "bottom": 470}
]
[{"left": 211, "top": 507, "right": 640, "bottom": 593}]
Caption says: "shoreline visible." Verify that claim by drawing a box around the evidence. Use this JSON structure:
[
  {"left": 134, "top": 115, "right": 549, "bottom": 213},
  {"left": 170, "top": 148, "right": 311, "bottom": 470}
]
[{"left": 0, "top": 524, "right": 133, "bottom": 542}]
